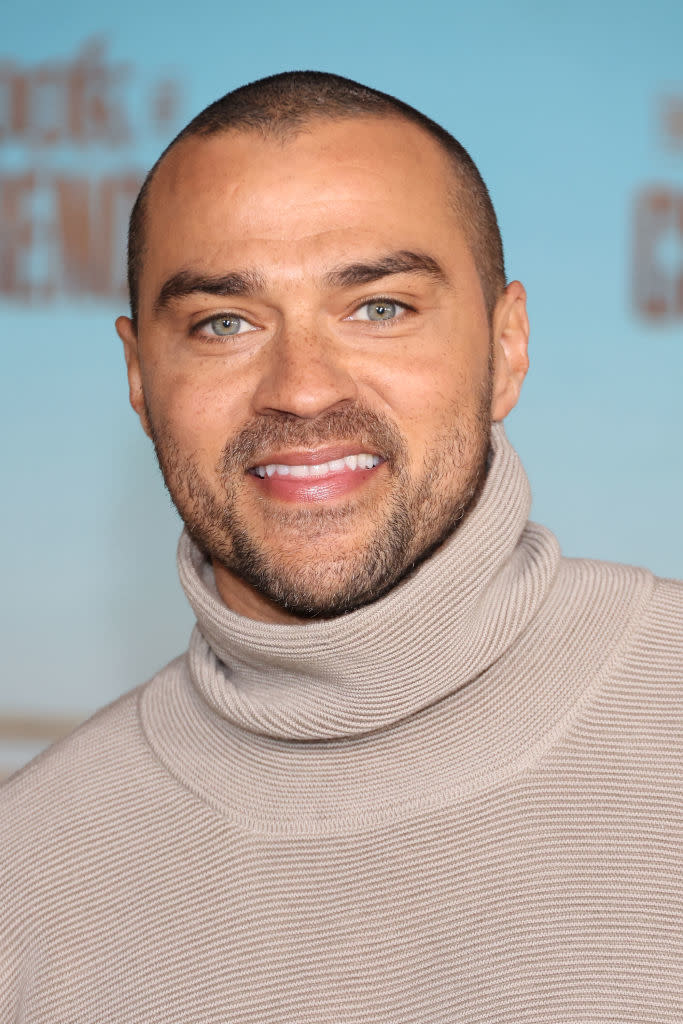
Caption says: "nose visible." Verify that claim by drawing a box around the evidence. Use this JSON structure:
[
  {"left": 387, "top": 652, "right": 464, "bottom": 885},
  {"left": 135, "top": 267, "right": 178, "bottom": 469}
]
[{"left": 251, "top": 323, "right": 359, "bottom": 419}]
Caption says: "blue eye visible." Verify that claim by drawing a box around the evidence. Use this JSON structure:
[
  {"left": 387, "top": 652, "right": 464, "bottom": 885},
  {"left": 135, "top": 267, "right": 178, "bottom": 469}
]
[
  {"left": 349, "top": 299, "right": 408, "bottom": 323},
  {"left": 193, "top": 314, "right": 258, "bottom": 338},
  {"left": 208, "top": 315, "right": 247, "bottom": 336},
  {"left": 365, "top": 301, "right": 397, "bottom": 321}
]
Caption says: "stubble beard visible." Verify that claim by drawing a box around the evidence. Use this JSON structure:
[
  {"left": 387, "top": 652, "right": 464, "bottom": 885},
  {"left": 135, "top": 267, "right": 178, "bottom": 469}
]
[{"left": 146, "top": 386, "right": 492, "bottom": 620}]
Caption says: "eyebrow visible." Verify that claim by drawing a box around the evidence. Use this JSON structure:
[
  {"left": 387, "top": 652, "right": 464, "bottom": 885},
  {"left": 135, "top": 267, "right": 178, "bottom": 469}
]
[
  {"left": 153, "top": 268, "right": 267, "bottom": 317},
  {"left": 323, "top": 250, "right": 448, "bottom": 289},
  {"left": 152, "top": 249, "right": 447, "bottom": 317}
]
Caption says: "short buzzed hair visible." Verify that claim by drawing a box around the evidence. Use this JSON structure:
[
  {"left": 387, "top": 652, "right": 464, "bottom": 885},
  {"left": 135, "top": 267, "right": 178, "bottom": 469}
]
[{"left": 127, "top": 71, "right": 506, "bottom": 325}]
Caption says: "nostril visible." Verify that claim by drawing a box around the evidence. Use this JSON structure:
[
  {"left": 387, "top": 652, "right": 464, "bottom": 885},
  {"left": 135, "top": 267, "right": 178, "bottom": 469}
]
[{"left": 252, "top": 347, "right": 359, "bottom": 419}]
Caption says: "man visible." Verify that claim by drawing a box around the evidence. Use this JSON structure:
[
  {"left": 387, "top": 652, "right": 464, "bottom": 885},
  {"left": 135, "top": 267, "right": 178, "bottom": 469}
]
[{"left": 2, "top": 71, "right": 680, "bottom": 1022}]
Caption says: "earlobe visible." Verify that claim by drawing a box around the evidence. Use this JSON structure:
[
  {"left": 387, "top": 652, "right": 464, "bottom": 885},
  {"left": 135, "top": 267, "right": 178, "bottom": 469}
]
[
  {"left": 490, "top": 281, "right": 530, "bottom": 422},
  {"left": 115, "top": 315, "right": 153, "bottom": 438}
]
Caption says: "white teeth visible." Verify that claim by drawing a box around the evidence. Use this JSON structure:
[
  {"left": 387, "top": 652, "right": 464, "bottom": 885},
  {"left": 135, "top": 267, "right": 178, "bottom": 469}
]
[{"left": 253, "top": 452, "right": 381, "bottom": 479}]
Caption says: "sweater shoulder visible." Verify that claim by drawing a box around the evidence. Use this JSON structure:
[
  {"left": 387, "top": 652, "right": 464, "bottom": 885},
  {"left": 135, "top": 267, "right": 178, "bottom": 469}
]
[
  {"left": 556, "top": 556, "right": 683, "bottom": 695},
  {"left": 548, "top": 556, "right": 682, "bottom": 692},
  {"left": 647, "top": 571, "right": 683, "bottom": 625},
  {"left": 0, "top": 653, "right": 188, "bottom": 837},
  {"left": 558, "top": 551, "right": 681, "bottom": 606},
  {"left": 0, "top": 655, "right": 192, "bottom": 1002},
  {"left": 570, "top": 556, "right": 682, "bottom": 646},
  {"left": 623, "top": 571, "right": 683, "bottom": 673}
]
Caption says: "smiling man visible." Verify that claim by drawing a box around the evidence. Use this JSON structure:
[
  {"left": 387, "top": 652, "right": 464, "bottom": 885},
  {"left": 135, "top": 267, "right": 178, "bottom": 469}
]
[
  {"left": 118, "top": 102, "right": 527, "bottom": 623},
  {"left": 2, "top": 72, "right": 681, "bottom": 1022}
]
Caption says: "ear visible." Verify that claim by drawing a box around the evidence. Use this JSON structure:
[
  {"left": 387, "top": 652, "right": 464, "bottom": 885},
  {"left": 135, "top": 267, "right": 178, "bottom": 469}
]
[
  {"left": 115, "top": 315, "right": 153, "bottom": 438},
  {"left": 490, "top": 280, "right": 530, "bottom": 422}
]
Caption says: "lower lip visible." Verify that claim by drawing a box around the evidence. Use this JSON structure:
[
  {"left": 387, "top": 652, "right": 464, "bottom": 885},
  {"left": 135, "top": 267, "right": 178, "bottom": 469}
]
[{"left": 248, "top": 463, "right": 383, "bottom": 503}]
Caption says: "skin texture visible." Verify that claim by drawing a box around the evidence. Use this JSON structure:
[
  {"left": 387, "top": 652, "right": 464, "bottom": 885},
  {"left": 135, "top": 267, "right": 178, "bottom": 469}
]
[{"left": 117, "top": 115, "right": 529, "bottom": 624}]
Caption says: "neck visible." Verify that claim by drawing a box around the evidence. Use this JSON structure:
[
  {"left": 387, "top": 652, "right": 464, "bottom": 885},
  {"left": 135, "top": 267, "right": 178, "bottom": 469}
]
[{"left": 211, "top": 560, "right": 309, "bottom": 624}]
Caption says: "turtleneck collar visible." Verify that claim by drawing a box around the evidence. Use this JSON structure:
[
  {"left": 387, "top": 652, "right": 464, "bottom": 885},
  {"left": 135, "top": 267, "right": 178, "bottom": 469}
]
[
  {"left": 177, "top": 423, "right": 561, "bottom": 742},
  {"left": 141, "top": 423, "right": 652, "bottom": 833}
]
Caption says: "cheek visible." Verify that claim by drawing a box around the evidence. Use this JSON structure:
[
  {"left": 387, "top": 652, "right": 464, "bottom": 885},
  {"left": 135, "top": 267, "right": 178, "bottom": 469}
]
[
  {"left": 144, "top": 366, "right": 251, "bottom": 463},
  {"left": 366, "top": 340, "right": 487, "bottom": 451}
]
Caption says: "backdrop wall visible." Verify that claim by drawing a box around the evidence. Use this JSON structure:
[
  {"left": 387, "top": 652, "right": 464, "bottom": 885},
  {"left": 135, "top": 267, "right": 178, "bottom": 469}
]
[{"left": 2, "top": 0, "right": 682, "bottom": 775}]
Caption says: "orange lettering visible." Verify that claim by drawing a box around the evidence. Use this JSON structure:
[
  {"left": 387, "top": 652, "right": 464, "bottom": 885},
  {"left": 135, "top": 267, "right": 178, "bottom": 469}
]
[
  {"left": 0, "top": 173, "right": 35, "bottom": 298},
  {"left": 54, "top": 173, "right": 142, "bottom": 296},
  {"left": 633, "top": 187, "right": 683, "bottom": 320}
]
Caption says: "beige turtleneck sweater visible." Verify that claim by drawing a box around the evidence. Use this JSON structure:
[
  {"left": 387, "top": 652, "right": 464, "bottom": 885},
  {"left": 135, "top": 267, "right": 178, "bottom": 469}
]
[{"left": 2, "top": 425, "right": 681, "bottom": 1022}]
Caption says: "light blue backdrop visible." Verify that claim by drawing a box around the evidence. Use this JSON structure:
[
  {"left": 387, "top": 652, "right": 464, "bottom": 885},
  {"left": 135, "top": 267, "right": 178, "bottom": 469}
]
[{"left": 2, "top": 0, "right": 682, "bottom": 771}]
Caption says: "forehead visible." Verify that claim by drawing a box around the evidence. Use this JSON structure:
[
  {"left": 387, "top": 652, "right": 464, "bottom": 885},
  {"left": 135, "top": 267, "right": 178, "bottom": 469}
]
[{"left": 141, "top": 116, "right": 467, "bottom": 294}]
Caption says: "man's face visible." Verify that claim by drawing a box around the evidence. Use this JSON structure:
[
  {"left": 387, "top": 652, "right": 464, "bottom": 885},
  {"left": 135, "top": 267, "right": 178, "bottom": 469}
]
[{"left": 117, "top": 116, "right": 528, "bottom": 623}]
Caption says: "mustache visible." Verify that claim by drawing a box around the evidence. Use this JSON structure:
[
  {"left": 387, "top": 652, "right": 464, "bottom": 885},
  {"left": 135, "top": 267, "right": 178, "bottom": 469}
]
[{"left": 217, "top": 404, "right": 408, "bottom": 474}]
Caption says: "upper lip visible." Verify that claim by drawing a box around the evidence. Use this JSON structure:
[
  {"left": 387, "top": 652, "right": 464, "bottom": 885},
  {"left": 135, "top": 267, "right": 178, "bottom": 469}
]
[{"left": 249, "top": 444, "right": 381, "bottom": 468}]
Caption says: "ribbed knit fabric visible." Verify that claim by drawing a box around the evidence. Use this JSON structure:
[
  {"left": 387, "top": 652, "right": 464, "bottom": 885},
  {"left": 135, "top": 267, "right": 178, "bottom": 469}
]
[{"left": 2, "top": 424, "right": 681, "bottom": 1022}]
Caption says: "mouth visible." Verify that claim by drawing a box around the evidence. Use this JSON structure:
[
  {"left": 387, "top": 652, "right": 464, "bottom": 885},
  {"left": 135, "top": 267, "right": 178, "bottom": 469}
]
[
  {"left": 250, "top": 452, "right": 382, "bottom": 479},
  {"left": 246, "top": 446, "right": 386, "bottom": 503}
]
